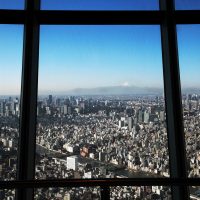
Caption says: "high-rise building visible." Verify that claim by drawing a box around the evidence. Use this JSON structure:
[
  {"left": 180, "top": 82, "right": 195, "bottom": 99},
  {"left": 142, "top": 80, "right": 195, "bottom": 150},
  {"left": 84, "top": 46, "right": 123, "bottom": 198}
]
[
  {"left": 48, "top": 95, "right": 53, "bottom": 105},
  {"left": 159, "top": 111, "right": 165, "bottom": 122},
  {"left": 68, "top": 106, "right": 72, "bottom": 114},
  {"left": 0, "top": 101, "right": 5, "bottom": 116},
  {"left": 67, "top": 156, "right": 78, "bottom": 171},
  {"left": 119, "top": 120, "right": 125, "bottom": 128},
  {"left": 128, "top": 117, "right": 133, "bottom": 131},
  {"left": 56, "top": 98, "right": 61, "bottom": 106},
  {"left": 144, "top": 111, "right": 149, "bottom": 123},
  {"left": 63, "top": 105, "right": 68, "bottom": 115},
  {"left": 138, "top": 110, "right": 143, "bottom": 123}
]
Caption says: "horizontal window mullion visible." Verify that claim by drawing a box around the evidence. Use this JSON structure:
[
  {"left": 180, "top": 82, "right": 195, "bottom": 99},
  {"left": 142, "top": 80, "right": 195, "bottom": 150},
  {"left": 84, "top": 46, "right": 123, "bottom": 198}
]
[
  {"left": 1, "top": 178, "right": 200, "bottom": 189},
  {"left": 37, "top": 10, "right": 163, "bottom": 24},
  {"left": 1, "top": 10, "right": 200, "bottom": 25},
  {"left": 0, "top": 10, "right": 26, "bottom": 24},
  {"left": 175, "top": 10, "right": 200, "bottom": 24}
]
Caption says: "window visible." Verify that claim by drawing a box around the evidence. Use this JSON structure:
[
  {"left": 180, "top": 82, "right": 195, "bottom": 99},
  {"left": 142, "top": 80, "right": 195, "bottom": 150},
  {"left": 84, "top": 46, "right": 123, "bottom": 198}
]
[
  {"left": 0, "top": 24, "right": 23, "bottom": 200},
  {"left": 178, "top": 25, "right": 200, "bottom": 178},
  {"left": 0, "top": 25, "right": 23, "bottom": 178},
  {"left": 36, "top": 25, "right": 170, "bottom": 180},
  {"left": 0, "top": 0, "right": 199, "bottom": 200},
  {"left": 41, "top": 0, "right": 159, "bottom": 10},
  {"left": 176, "top": 0, "right": 200, "bottom": 10},
  {"left": 0, "top": 0, "right": 24, "bottom": 9}
]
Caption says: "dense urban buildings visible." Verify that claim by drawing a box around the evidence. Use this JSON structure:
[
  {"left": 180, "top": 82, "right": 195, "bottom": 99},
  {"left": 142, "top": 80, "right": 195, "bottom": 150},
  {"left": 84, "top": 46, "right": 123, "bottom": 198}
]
[{"left": 1, "top": 93, "right": 200, "bottom": 199}]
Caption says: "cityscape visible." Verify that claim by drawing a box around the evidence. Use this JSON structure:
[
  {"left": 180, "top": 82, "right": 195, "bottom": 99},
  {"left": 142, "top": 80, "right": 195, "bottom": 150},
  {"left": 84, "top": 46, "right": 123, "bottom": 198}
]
[
  {"left": 1, "top": 24, "right": 200, "bottom": 199},
  {"left": 0, "top": 92, "right": 200, "bottom": 199}
]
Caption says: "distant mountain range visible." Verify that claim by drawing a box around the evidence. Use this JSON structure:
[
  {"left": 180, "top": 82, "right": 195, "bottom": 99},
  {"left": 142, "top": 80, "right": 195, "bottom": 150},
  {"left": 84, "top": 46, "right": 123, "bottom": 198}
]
[
  {"left": 64, "top": 85, "right": 163, "bottom": 95},
  {"left": 37, "top": 86, "right": 200, "bottom": 96},
  {"left": 182, "top": 87, "right": 200, "bottom": 94},
  {"left": 2, "top": 86, "right": 200, "bottom": 97}
]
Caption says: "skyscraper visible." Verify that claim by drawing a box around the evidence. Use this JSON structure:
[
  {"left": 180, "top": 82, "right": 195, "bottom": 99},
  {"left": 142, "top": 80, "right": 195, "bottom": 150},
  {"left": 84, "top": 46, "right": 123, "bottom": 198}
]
[
  {"left": 128, "top": 117, "right": 133, "bottom": 131},
  {"left": 0, "top": 101, "right": 5, "bottom": 116},
  {"left": 48, "top": 95, "right": 53, "bottom": 105},
  {"left": 144, "top": 111, "right": 149, "bottom": 123},
  {"left": 138, "top": 110, "right": 143, "bottom": 123}
]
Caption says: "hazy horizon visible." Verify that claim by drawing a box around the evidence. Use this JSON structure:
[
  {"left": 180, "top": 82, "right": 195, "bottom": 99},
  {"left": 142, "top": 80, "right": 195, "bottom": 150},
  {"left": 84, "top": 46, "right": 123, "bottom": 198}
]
[
  {"left": 1, "top": 84, "right": 200, "bottom": 96},
  {"left": 1, "top": 25, "right": 200, "bottom": 95}
]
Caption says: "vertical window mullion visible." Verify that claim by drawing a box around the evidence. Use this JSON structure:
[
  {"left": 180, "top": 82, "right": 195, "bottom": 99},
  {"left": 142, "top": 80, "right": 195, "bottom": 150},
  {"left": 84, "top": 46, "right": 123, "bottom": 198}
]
[
  {"left": 16, "top": 0, "right": 40, "bottom": 199},
  {"left": 160, "top": 0, "right": 189, "bottom": 199},
  {"left": 101, "top": 186, "right": 110, "bottom": 200}
]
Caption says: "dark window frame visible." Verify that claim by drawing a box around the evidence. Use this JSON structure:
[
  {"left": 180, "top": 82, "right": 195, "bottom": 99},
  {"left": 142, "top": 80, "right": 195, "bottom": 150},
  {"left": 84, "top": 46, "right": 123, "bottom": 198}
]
[{"left": 1, "top": 0, "right": 200, "bottom": 199}]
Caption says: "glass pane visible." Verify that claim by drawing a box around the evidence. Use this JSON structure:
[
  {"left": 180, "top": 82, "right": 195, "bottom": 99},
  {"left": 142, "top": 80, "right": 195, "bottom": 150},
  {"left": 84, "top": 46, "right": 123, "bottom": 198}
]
[
  {"left": 0, "top": 0, "right": 24, "bottom": 9},
  {"left": 36, "top": 25, "right": 169, "bottom": 180},
  {"left": 178, "top": 25, "right": 200, "bottom": 177},
  {"left": 110, "top": 186, "right": 172, "bottom": 199},
  {"left": 0, "top": 190, "right": 15, "bottom": 200},
  {"left": 176, "top": 0, "right": 200, "bottom": 10},
  {"left": 35, "top": 187, "right": 101, "bottom": 199},
  {"left": 41, "top": 0, "right": 159, "bottom": 10},
  {"left": 0, "top": 25, "right": 23, "bottom": 180}
]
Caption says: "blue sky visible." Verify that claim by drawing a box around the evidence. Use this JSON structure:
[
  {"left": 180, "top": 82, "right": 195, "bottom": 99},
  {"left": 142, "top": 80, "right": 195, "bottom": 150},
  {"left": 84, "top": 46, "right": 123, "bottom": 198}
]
[
  {"left": 40, "top": 0, "right": 158, "bottom": 10},
  {"left": 177, "top": 25, "right": 200, "bottom": 88},
  {"left": 0, "top": 0, "right": 24, "bottom": 9},
  {"left": 0, "top": 2, "right": 200, "bottom": 94},
  {"left": 1, "top": 24, "right": 200, "bottom": 95},
  {"left": 176, "top": 0, "right": 200, "bottom": 10},
  {"left": 0, "top": 0, "right": 158, "bottom": 10},
  {"left": 0, "top": 25, "right": 23, "bottom": 95},
  {"left": 1, "top": 0, "right": 200, "bottom": 10},
  {"left": 38, "top": 25, "right": 163, "bottom": 94}
]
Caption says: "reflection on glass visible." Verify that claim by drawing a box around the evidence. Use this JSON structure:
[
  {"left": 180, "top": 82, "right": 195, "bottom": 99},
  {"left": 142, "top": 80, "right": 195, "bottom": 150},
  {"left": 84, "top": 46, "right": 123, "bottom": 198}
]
[
  {"left": 110, "top": 186, "right": 171, "bottom": 199},
  {"left": 176, "top": 0, "right": 200, "bottom": 10},
  {"left": 35, "top": 187, "right": 101, "bottom": 200},
  {"left": 0, "top": 190, "right": 15, "bottom": 200},
  {"left": 41, "top": 0, "right": 158, "bottom": 10},
  {"left": 0, "top": 25, "right": 23, "bottom": 180},
  {"left": 177, "top": 25, "right": 200, "bottom": 178},
  {"left": 36, "top": 25, "right": 169, "bottom": 180},
  {"left": 0, "top": 0, "right": 24, "bottom": 9}
]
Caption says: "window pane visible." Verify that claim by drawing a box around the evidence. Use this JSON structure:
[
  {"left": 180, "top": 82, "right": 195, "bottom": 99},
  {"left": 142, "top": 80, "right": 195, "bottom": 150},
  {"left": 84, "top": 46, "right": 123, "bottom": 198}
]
[
  {"left": 110, "top": 186, "right": 171, "bottom": 199},
  {"left": 176, "top": 0, "right": 200, "bottom": 10},
  {"left": 41, "top": 0, "right": 159, "bottom": 10},
  {"left": 0, "top": 25, "right": 23, "bottom": 180},
  {"left": 0, "top": 0, "right": 24, "bottom": 9},
  {"left": 35, "top": 187, "right": 101, "bottom": 199},
  {"left": 177, "top": 25, "right": 200, "bottom": 177},
  {"left": 36, "top": 25, "right": 169, "bottom": 180}
]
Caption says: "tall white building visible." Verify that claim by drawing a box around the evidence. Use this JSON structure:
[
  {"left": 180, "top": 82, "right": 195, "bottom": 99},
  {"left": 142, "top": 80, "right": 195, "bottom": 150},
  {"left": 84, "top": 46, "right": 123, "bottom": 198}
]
[{"left": 67, "top": 156, "right": 78, "bottom": 171}]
